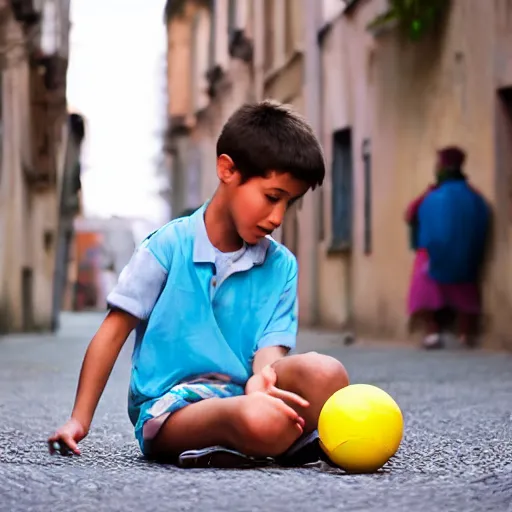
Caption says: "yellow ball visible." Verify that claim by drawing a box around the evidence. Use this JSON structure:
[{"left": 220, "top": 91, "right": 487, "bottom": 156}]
[{"left": 318, "top": 384, "right": 403, "bottom": 473}]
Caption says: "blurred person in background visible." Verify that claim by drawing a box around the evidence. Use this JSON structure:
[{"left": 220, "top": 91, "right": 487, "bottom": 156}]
[{"left": 405, "top": 147, "right": 490, "bottom": 350}]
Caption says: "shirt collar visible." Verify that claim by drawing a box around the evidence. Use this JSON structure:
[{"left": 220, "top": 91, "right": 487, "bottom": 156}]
[{"left": 192, "top": 202, "right": 270, "bottom": 265}]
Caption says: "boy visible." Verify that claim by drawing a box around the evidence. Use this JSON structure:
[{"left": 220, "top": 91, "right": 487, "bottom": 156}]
[{"left": 48, "top": 101, "right": 349, "bottom": 468}]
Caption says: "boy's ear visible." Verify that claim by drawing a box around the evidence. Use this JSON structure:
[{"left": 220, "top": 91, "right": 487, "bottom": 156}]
[{"left": 217, "top": 154, "right": 240, "bottom": 185}]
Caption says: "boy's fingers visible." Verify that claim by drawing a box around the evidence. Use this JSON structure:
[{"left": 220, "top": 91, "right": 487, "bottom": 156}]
[
  {"left": 49, "top": 440, "right": 67, "bottom": 455},
  {"left": 268, "top": 386, "right": 310, "bottom": 408},
  {"left": 48, "top": 435, "right": 80, "bottom": 456},
  {"left": 261, "top": 365, "right": 277, "bottom": 384},
  {"left": 63, "top": 436, "right": 80, "bottom": 455},
  {"left": 275, "top": 396, "right": 306, "bottom": 426}
]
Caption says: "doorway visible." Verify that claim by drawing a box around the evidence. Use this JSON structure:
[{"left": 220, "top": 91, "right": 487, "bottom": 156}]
[{"left": 22, "top": 267, "right": 34, "bottom": 331}]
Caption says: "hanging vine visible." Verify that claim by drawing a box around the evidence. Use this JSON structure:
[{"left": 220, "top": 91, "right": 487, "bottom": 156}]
[{"left": 367, "top": 0, "right": 449, "bottom": 41}]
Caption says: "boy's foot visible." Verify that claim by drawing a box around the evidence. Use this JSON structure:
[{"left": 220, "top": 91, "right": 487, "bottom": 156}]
[
  {"left": 275, "top": 430, "right": 336, "bottom": 467},
  {"left": 177, "top": 446, "right": 274, "bottom": 469},
  {"left": 422, "top": 333, "right": 444, "bottom": 350}
]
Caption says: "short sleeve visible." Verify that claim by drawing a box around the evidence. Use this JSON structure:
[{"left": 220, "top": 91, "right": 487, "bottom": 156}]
[
  {"left": 257, "top": 257, "right": 298, "bottom": 351},
  {"left": 106, "top": 228, "right": 172, "bottom": 320}
]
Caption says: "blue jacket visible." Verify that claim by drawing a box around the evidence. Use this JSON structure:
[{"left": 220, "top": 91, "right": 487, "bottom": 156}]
[{"left": 418, "top": 180, "right": 490, "bottom": 283}]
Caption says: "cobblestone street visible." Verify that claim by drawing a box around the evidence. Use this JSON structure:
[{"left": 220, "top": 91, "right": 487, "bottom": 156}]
[{"left": 1, "top": 313, "right": 512, "bottom": 511}]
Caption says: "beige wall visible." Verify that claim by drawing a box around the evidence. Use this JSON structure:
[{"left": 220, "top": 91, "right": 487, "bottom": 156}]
[
  {"left": 486, "top": 0, "right": 512, "bottom": 348},
  {"left": 167, "top": 12, "right": 194, "bottom": 118},
  {"left": 167, "top": 0, "right": 256, "bottom": 211},
  {"left": 258, "top": 0, "right": 313, "bottom": 320},
  {"left": 31, "top": 192, "right": 59, "bottom": 327},
  {"left": 318, "top": 0, "right": 512, "bottom": 347},
  {"left": 0, "top": 5, "right": 68, "bottom": 333},
  {"left": 163, "top": 0, "right": 512, "bottom": 348},
  {"left": 161, "top": 0, "right": 512, "bottom": 348},
  {"left": 167, "top": 2, "right": 216, "bottom": 120},
  {"left": 0, "top": 16, "right": 32, "bottom": 331},
  {"left": 193, "top": 57, "right": 255, "bottom": 203}
]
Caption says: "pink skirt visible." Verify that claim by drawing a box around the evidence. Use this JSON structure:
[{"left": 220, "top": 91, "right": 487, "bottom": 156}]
[{"left": 407, "top": 249, "right": 481, "bottom": 316}]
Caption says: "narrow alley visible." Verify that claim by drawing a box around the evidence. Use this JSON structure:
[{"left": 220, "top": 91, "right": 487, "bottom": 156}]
[{"left": 1, "top": 313, "right": 511, "bottom": 511}]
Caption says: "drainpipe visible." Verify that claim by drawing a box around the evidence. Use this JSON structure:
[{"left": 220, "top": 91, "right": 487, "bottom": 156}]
[{"left": 303, "top": 0, "right": 321, "bottom": 325}]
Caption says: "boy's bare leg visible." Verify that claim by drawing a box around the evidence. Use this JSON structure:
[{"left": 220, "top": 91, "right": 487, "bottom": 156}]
[
  {"left": 150, "top": 352, "right": 349, "bottom": 461},
  {"left": 150, "top": 392, "right": 304, "bottom": 460},
  {"left": 271, "top": 352, "right": 350, "bottom": 433}
]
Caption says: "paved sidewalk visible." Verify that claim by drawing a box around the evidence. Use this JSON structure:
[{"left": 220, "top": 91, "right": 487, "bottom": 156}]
[{"left": 1, "top": 312, "right": 512, "bottom": 512}]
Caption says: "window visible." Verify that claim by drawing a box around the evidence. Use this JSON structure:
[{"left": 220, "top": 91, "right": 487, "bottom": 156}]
[
  {"left": 497, "top": 87, "right": 512, "bottom": 223},
  {"left": 227, "top": 0, "right": 236, "bottom": 40},
  {"left": 191, "top": 13, "right": 199, "bottom": 109},
  {"left": 284, "top": 0, "right": 294, "bottom": 58},
  {"left": 343, "top": 0, "right": 361, "bottom": 10},
  {"left": 208, "top": 0, "right": 216, "bottom": 69},
  {"left": 192, "top": 10, "right": 211, "bottom": 111},
  {"left": 263, "top": 0, "right": 274, "bottom": 72},
  {"left": 0, "top": 71, "right": 2, "bottom": 187},
  {"left": 331, "top": 129, "right": 353, "bottom": 250},
  {"left": 22, "top": 267, "right": 34, "bottom": 331},
  {"left": 44, "top": 230, "right": 54, "bottom": 252},
  {"left": 362, "top": 139, "right": 372, "bottom": 254}
]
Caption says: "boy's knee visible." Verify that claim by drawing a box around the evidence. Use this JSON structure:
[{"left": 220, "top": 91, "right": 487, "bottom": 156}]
[
  {"left": 275, "top": 352, "right": 349, "bottom": 392},
  {"left": 235, "top": 394, "right": 301, "bottom": 456},
  {"left": 314, "top": 352, "right": 350, "bottom": 389}
]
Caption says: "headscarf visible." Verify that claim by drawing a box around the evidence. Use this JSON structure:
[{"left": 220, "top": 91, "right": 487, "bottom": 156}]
[{"left": 436, "top": 146, "right": 467, "bottom": 183}]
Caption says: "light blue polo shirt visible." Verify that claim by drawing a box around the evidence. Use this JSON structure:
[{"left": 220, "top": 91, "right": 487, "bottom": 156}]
[{"left": 106, "top": 203, "right": 298, "bottom": 451}]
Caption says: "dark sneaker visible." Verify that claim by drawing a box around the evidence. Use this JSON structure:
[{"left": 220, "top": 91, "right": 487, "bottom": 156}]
[
  {"left": 276, "top": 430, "right": 335, "bottom": 467},
  {"left": 177, "top": 446, "right": 274, "bottom": 469}
]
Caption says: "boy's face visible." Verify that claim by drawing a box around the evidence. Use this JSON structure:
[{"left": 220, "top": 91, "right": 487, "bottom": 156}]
[{"left": 218, "top": 155, "right": 310, "bottom": 245}]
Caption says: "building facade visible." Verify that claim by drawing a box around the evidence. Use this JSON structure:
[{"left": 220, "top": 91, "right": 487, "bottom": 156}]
[
  {"left": 165, "top": 0, "right": 255, "bottom": 218},
  {"left": 164, "top": 0, "right": 512, "bottom": 349},
  {"left": 0, "top": 0, "right": 78, "bottom": 333},
  {"left": 51, "top": 112, "right": 85, "bottom": 328},
  {"left": 317, "top": 0, "right": 512, "bottom": 350}
]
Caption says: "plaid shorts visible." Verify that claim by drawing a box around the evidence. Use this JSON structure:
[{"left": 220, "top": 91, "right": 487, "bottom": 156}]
[{"left": 138, "top": 374, "right": 245, "bottom": 455}]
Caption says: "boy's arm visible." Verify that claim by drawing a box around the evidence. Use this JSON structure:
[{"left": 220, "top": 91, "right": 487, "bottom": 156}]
[
  {"left": 49, "top": 229, "right": 171, "bottom": 454},
  {"left": 252, "top": 346, "right": 289, "bottom": 374},
  {"left": 49, "top": 309, "right": 137, "bottom": 454},
  {"left": 246, "top": 257, "right": 298, "bottom": 394},
  {"left": 255, "top": 258, "right": 298, "bottom": 357},
  {"left": 75, "top": 237, "right": 168, "bottom": 426},
  {"left": 71, "top": 309, "right": 138, "bottom": 431}
]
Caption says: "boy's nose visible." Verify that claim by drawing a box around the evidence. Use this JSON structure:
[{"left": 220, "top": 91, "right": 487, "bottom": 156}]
[{"left": 268, "top": 205, "right": 286, "bottom": 228}]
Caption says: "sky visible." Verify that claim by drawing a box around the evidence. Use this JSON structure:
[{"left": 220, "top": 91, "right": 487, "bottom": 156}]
[{"left": 67, "top": 0, "right": 170, "bottom": 226}]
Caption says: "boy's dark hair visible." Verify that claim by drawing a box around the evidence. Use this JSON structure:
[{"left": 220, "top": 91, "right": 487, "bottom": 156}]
[{"left": 216, "top": 100, "right": 325, "bottom": 189}]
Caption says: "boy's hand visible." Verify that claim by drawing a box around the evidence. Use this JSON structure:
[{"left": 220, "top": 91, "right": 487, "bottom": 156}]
[
  {"left": 48, "top": 418, "right": 87, "bottom": 456},
  {"left": 244, "top": 391, "right": 306, "bottom": 442},
  {"left": 245, "top": 365, "right": 309, "bottom": 409}
]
